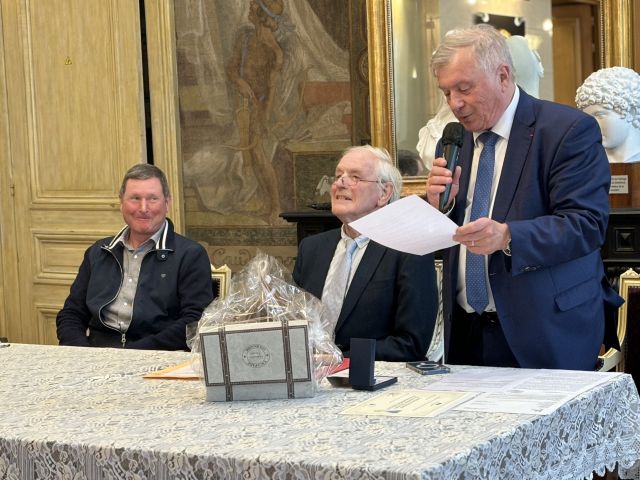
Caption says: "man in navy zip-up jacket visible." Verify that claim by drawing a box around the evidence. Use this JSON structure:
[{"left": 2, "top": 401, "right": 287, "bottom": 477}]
[{"left": 56, "top": 164, "right": 214, "bottom": 350}]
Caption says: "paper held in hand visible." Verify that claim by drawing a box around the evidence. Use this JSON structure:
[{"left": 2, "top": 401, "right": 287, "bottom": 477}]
[{"left": 349, "top": 195, "right": 459, "bottom": 255}]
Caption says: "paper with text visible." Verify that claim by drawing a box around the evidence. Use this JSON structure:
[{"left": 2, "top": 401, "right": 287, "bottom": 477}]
[
  {"left": 341, "top": 389, "right": 475, "bottom": 417},
  {"left": 349, "top": 195, "right": 459, "bottom": 255},
  {"left": 425, "top": 367, "right": 620, "bottom": 415}
]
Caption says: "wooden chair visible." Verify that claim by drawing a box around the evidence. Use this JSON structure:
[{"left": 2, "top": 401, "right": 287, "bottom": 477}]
[
  {"left": 425, "top": 259, "right": 444, "bottom": 362},
  {"left": 211, "top": 264, "right": 232, "bottom": 300},
  {"left": 620, "top": 269, "right": 640, "bottom": 388},
  {"left": 597, "top": 268, "right": 639, "bottom": 372}
]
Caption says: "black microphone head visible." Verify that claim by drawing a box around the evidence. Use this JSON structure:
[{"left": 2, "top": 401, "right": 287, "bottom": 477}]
[{"left": 442, "top": 122, "right": 465, "bottom": 147}]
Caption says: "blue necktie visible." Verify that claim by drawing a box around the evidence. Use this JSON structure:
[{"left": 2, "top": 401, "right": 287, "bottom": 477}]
[
  {"left": 466, "top": 131, "right": 499, "bottom": 313},
  {"left": 322, "top": 238, "right": 358, "bottom": 334}
]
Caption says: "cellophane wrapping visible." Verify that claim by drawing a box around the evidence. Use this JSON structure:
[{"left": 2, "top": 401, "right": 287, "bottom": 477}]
[{"left": 188, "top": 251, "right": 343, "bottom": 390}]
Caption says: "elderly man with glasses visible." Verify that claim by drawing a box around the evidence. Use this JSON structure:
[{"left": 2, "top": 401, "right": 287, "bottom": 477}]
[{"left": 293, "top": 145, "right": 438, "bottom": 361}]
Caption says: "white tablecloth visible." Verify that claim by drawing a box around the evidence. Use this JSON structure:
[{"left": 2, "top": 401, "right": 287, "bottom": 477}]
[{"left": 1, "top": 343, "right": 639, "bottom": 479}]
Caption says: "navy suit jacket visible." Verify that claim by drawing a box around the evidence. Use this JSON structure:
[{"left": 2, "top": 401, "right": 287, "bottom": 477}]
[
  {"left": 293, "top": 229, "right": 438, "bottom": 361},
  {"left": 444, "top": 88, "right": 622, "bottom": 370}
]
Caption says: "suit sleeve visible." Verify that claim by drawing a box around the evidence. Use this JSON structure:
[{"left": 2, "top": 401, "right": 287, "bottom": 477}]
[
  {"left": 374, "top": 252, "right": 439, "bottom": 361},
  {"left": 56, "top": 247, "right": 94, "bottom": 346},
  {"left": 507, "top": 114, "right": 610, "bottom": 274}
]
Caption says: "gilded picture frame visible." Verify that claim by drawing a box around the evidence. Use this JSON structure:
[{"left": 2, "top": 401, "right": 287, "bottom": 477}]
[
  {"left": 211, "top": 264, "right": 232, "bottom": 300},
  {"left": 366, "top": 0, "right": 634, "bottom": 197}
]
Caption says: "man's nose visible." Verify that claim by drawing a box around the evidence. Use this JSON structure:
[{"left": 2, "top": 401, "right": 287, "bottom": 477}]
[
  {"left": 139, "top": 199, "right": 149, "bottom": 211},
  {"left": 448, "top": 93, "right": 464, "bottom": 111},
  {"left": 332, "top": 175, "right": 346, "bottom": 187}
]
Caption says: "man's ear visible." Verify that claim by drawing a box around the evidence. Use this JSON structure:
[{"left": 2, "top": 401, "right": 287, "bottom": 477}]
[
  {"left": 377, "top": 182, "right": 393, "bottom": 207},
  {"left": 498, "top": 64, "right": 512, "bottom": 89}
]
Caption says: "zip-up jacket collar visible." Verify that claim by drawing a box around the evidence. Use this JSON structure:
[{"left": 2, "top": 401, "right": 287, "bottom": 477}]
[{"left": 103, "top": 220, "right": 174, "bottom": 261}]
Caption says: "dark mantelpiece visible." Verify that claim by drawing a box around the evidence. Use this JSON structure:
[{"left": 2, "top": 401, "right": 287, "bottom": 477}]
[
  {"left": 603, "top": 208, "right": 640, "bottom": 282},
  {"left": 280, "top": 210, "right": 342, "bottom": 245},
  {"left": 603, "top": 209, "right": 640, "bottom": 392}
]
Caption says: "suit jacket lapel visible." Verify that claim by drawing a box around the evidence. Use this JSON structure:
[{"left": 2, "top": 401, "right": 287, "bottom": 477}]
[
  {"left": 334, "top": 241, "right": 385, "bottom": 332},
  {"left": 492, "top": 89, "right": 536, "bottom": 223}
]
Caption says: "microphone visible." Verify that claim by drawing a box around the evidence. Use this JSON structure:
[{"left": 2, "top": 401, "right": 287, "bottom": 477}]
[{"left": 439, "top": 122, "right": 465, "bottom": 212}]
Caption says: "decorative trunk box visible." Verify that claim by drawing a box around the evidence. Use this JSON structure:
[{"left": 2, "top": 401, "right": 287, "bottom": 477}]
[{"left": 199, "top": 319, "right": 314, "bottom": 401}]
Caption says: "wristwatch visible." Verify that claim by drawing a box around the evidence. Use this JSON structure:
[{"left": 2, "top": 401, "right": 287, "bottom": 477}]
[{"left": 503, "top": 238, "right": 512, "bottom": 256}]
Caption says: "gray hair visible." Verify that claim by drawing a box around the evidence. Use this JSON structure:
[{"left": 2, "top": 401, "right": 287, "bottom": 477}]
[
  {"left": 431, "top": 24, "right": 514, "bottom": 80},
  {"left": 342, "top": 145, "right": 403, "bottom": 203},
  {"left": 119, "top": 164, "right": 171, "bottom": 199},
  {"left": 575, "top": 67, "right": 640, "bottom": 129}
]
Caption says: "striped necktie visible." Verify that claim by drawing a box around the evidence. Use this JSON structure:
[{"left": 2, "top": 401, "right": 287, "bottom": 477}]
[{"left": 321, "top": 238, "right": 358, "bottom": 334}]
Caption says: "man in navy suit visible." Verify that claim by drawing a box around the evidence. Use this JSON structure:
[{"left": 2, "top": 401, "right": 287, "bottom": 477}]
[
  {"left": 426, "top": 25, "right": 622, "bottom": 370},
  {"left": 293, "top": 146, "right": 438, "bottom": 361}
]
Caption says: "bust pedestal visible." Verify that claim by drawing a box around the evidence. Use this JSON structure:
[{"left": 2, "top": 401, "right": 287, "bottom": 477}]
[{"left": 609, "top": 163, "right": 640, "bottom": 208}]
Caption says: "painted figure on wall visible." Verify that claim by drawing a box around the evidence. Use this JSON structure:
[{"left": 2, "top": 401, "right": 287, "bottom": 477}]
[
  {"left": 576, "top": 66, "right": 640, "bottom": 164},
  {"left": 177, "top": 0, "right": 352, "bottom": 236},
  {"left": 226, "top": 0, "right": 285, "bottom": 224}
]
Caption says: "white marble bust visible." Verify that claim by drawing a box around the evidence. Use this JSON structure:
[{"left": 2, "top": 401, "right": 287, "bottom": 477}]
[
  {"left": 506, "top": 35, "right": 544, "bottom": 98},
  {"left": 416, "top": 94, "right": 458, "bottom": 174},
  {"left": 576, "top": 66, "right": 640, "bottom": 164}
]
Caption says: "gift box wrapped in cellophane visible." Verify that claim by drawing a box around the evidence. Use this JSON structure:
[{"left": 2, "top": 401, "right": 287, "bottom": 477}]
[{"left": 188, "top": 252, "right": 343, "bottom": 401}]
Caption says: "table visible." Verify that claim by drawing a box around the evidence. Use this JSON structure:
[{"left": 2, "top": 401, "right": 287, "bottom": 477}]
[{"left": 1, "top": 344, "right": 639, "bottom": 479}]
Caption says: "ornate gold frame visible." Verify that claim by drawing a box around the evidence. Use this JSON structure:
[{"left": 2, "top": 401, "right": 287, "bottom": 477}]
[
  {"left": 211, "top": 264, "right": 232, "bottom": 300},
  {"left": 367, "top": 0, "right": 635, "bottom": 196}
]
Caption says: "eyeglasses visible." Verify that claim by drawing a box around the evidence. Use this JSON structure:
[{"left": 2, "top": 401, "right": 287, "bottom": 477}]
[{"left": 331, "top": 173, "right": 380, "bottom": 187}]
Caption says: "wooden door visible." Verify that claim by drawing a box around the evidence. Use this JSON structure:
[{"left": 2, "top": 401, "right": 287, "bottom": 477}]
[
  {"left": 552, "top": 1, "right": 599, "bottom": 106},
  {"left": 0, "top": 0, "right": 146, "bottom": 344}
]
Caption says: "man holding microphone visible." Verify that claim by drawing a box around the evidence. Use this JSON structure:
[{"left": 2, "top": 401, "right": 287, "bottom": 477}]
[{"left": 425, "top": 24, "right": 621, "bottom": 370}]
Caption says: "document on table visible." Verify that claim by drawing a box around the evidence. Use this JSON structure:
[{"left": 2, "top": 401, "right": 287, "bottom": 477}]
[
  {"left": 341, "top": 389, "right": 475, "bottom": 418},
  {"left": 143, "top": 361, "right": 200, "bottom": 380},
  {"left": 348, "top": 195, "right": 459, "bottom": 255},
  {"left": 424, "top": 367, "right": 621, "bottom": 415}
]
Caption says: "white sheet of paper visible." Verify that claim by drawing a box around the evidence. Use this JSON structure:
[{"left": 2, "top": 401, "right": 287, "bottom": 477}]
[
  {"left": 348, "top": 195, "right": 459, "bottom": 255},
  {"left": 340, "top": 389, "right": 475, "bottom": 418},
  {"left": 425, "top": 367, "right": 620, "bottom": 415}
]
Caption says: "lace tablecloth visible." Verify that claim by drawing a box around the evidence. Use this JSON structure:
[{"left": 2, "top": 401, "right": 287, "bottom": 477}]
[{"left": 1, "top": 344, "right": 639, "bottom": 480}]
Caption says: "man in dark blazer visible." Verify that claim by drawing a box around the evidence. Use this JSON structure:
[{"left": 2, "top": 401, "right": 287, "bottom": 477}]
[
  {"left": 293, "top": 145, "right": 438, "bottom": 361},
  {"left": 426, "top": 25, "right": 622, "bottom": 370},
  {"left": 56, "top": 164, "right": 214, "bottom": 350}
]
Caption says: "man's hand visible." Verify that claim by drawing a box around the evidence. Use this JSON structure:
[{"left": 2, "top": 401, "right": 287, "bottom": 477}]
[
  {"left": 454, "top": 218, "right": 510, "bottom": 255},
  {"left": 426, "top": 157, "right": 462, "bottom": 210}
]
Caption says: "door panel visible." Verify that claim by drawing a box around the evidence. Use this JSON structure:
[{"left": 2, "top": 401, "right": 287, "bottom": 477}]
[
  {"left": 552, "top": 3, "right": 597, "bottom": 106},
  {"left": 0, "top": 0, "right": 146, "bottom": 344}
]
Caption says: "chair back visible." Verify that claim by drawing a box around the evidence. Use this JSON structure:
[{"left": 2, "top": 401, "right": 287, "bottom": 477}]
[
  {"left": 425, "top": 259, "right": 444, "bottom": 362},
  {"left": 621, "top": 269, "right": 640, "bottom": 384},
  {"left": 211, "top": 264, "right": 232, "bottom": 300},
  {"left": 598, "top": 268, "right": 639, "bottom": 372}
]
